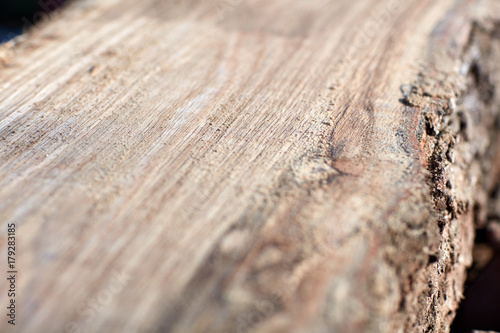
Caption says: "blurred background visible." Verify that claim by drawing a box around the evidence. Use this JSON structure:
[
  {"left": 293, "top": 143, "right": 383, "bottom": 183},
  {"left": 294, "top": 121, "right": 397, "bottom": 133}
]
[{"left": 0, "top": 0, "right": 68, "bottom": 42}]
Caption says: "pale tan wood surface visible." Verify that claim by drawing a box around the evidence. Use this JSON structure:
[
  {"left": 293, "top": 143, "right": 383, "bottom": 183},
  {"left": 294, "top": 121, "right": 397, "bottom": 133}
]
[{"left": 0, "top": 0, "right": 500, "bottom": 332}]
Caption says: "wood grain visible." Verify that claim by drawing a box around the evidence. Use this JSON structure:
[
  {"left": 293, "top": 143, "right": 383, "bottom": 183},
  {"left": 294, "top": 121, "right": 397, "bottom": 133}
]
[{"left": 0, "top": 0, "right": 499, "bottom": 332}]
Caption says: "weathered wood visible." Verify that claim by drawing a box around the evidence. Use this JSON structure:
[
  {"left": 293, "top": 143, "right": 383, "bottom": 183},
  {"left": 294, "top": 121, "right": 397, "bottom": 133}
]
[{"left": 0, "top": 0, "right": 499, "bottom": 332}]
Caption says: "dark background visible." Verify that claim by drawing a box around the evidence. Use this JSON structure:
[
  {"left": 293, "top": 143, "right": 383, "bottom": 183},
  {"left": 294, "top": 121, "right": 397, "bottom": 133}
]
[{"left": 0, "top": 0, "right": 68, "bottom": 42}]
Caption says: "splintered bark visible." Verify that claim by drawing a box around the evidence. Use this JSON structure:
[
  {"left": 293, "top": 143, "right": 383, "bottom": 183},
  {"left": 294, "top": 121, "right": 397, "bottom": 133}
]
[{"left": 0, "top": 0, "right": 499, "bottom": 332}]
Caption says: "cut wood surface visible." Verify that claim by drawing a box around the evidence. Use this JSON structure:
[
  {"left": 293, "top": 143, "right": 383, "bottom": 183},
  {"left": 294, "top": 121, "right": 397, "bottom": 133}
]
[{"left": 1, "top": 0, "right": 500, "bottom": 332}]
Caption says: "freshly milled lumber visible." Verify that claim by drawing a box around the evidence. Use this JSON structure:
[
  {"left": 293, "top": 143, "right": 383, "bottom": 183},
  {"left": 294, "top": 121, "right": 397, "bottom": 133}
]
[{"left": 0, "top": 0, "right": 500, "bottom": 332}]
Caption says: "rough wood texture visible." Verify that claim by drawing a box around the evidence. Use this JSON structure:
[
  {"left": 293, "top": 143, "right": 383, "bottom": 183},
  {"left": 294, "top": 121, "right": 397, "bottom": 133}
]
[{"left": 1, "top": 0, "right": 500, "bottom": 332}]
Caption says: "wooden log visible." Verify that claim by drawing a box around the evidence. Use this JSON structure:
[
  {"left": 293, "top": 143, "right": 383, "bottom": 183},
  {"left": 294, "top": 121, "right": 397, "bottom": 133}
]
[{"left": 0, "top": 0, "right": 499, "bottom": 332}]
